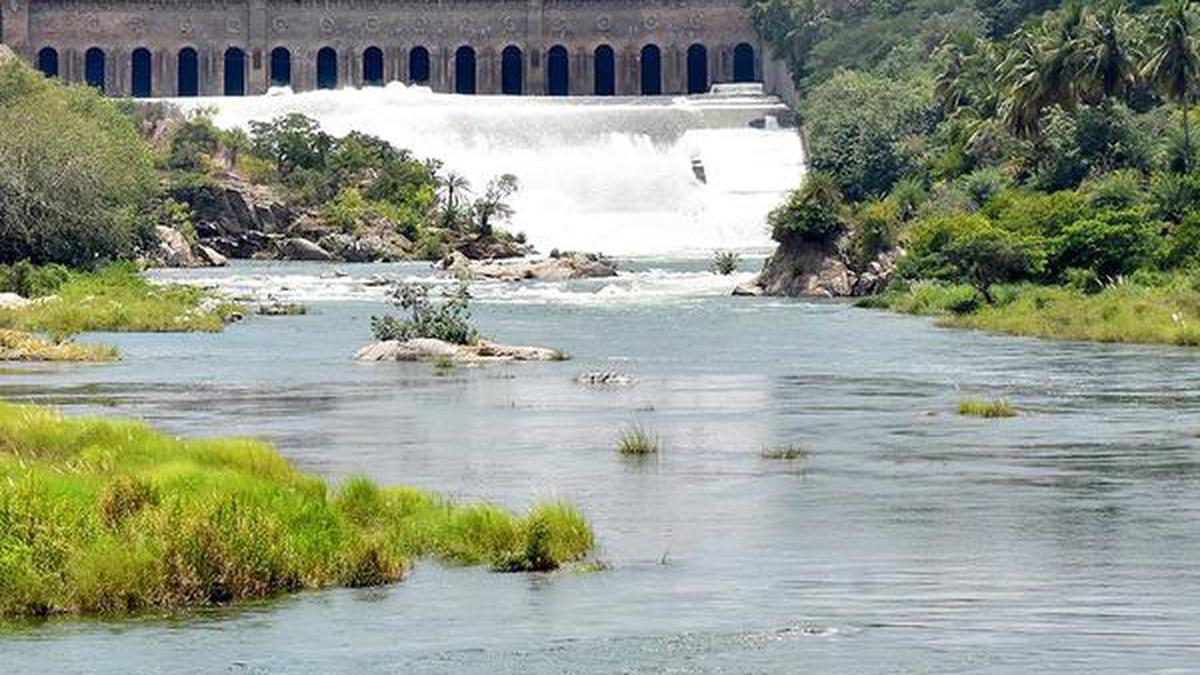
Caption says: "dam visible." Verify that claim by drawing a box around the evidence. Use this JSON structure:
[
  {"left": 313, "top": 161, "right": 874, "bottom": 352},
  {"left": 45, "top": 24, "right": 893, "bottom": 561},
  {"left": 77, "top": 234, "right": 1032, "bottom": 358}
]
[{"left": 0, "top": 0, "right": 793, "bottom": 98}]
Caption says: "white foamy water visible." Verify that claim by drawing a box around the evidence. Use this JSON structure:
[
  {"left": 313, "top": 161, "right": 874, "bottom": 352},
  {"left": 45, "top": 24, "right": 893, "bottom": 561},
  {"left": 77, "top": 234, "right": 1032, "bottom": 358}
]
[
  {"left": 153, "top": 261, "right": 760, "bottom": 307},
  {"left": 173, "top": 84, "right": 804, "bottom": 256}
]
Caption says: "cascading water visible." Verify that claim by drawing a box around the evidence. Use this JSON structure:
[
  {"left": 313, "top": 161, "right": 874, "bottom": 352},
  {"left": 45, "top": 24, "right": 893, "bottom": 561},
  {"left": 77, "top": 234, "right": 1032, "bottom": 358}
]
[{"left": 177, "top": 83, "right": 805, "bottom": 256}]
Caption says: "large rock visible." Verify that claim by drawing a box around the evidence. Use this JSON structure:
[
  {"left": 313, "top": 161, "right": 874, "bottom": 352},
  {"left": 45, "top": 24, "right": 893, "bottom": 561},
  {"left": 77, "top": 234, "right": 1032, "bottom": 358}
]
[
  {"left": 151, "top": 225, "right": 197, "bottom": 267},
  {"left": 355, "top": 338, "right": 564, "bottom": 363},
  {"left": 743, "top": 235, "right": 899, "bottom": 298},
  {"left": 280, "top": 237, "right": 333, "bottom": 261},
  {"left": 472, "top": 252, "right": 618, "bottom": 281}
]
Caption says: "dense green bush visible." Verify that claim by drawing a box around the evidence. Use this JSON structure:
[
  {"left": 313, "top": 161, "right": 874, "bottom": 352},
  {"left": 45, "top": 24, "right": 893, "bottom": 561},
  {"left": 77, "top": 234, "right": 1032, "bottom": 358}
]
[
  {"left": 0, "top": 261, "right": 71, "bottom": 298},
  {"left": 768, "top": 172, "right": 846, "bottom": 244},
  {"left": 0, "top": 59, "right": 158, "bottom": 267},
  {"left": 1048, "top": 209, "right": 1160, "bottom": 281},
  {"left": 899, "top": 214, "right": 1046, "bottom": 297},
  {"left": 370, "top": 282, "right": 478, "bottom": 345}
]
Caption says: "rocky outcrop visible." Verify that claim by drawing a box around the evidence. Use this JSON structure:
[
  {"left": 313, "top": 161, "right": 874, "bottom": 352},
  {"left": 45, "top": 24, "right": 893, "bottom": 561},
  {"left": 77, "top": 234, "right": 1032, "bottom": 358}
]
[
  {"left": 743, "top": 236, "right": 899, "bottom": 298},
  {"left": 355, "top": 338, "right": 565, "bottom": 363},
  {"left": 147, "top": 226, "right": 227, "bottom": 268},
  {"left": 469, "top": 252, "right": 618, "bottom": 281},
  {"left": 279, "top": 237, "right": 333, "bottom": 261}
]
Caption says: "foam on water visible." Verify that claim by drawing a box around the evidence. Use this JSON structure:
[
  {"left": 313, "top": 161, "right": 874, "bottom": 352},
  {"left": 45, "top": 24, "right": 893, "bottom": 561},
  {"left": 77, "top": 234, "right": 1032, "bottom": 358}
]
[{"left": 174, "top": 84, "right": 804, "bottom": 256}]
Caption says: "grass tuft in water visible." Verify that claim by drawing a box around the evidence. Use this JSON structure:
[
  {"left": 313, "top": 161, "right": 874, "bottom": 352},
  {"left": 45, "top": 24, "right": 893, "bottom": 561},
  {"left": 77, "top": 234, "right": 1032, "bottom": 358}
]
[
  {"left": 958, "top": 398, "right": 1019, "bottom": 418},
  {"left": 0, "top": 330, "right": 118, "bottom": 362},
  {"left": 760, "top": 444, "right": 808, "bottom": 461},
  {"left": 617, "top": 425, "right": 659, "bottom": 455},
  {"left": 0, "top": 403, "right": 596, "bottom": 619}
]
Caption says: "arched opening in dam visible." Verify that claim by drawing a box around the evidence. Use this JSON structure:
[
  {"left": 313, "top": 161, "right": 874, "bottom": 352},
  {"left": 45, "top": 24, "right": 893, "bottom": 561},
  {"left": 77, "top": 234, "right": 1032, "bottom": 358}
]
[
  {"left": 641, "top": 45, "right": 662, "bottom": 95},
  {"left": 734, "top": 43, "right": 755, "bottom": 83},
  {"left": 546, "top": 45, "right": 569, "bottom": 96},
  {"left": 270, "top": 47, "right": 291, "bottom": 88},
  {"left": 317, "top": 47, "right": 338, "bottom": 90},
  {"left": 363, "top": 47, "right": 384, "bottom": 87},
  {"left": 687, "top": 44, "right": 708, "bottom": 94},
  {"left": 501, "top": 46, "right": 523, "bottom": 95},
  {"left": 224, "top": 48, "right": 246, "bottom": 96},
  {"left": 455, "top": 46, "right": 476, "bottom": 94},
  {"left": 593, "top": 45, "right": 615, "bottom": 95},
  {"left": 85, "top": 47, "right": 105, "bottom": 91},
  {"left": 178, "top": 48, "right": 199, "bottom": 96},
  {"left": 37, "top": 47, "right": 58, "bottom": 78},
  {"left": 131, "top": 48, "right": 152, "bottom": 97},
  {"left": 409, "top": 46, "right": 430, "bottom": 84}
]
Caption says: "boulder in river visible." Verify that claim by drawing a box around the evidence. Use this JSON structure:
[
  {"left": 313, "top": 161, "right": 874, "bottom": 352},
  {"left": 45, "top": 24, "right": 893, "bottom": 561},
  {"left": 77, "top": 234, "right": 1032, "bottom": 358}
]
[
  {"left": 739, "top": 235, "right": 899, "bottom": 298},
  {"left": 0, "top": 292, "right": 30, "bottom": 310},
  {"left": 355, "top": 338, "right": 565, "bottom": 363},
  {"left": 280, "top": 237, "right": 334, "bottom": 261},
  {"left": 471, "top": 252, "right": 618, "bottom": 281}
]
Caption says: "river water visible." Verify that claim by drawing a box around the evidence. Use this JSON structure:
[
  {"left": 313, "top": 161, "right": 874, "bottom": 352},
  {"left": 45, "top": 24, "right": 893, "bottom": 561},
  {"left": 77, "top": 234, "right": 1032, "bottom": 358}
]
[
  {"left": 2, "top": 259, "right": 1199, "bottom": 673},
  {"left": 2, "top": 91, "right": 1199, "bottom": 673}
]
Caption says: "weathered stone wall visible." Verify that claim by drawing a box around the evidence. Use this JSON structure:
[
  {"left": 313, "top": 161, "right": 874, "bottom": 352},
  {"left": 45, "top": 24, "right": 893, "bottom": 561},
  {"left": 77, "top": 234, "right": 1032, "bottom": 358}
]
[{"left": 2, "top": 0, "right": 775, "bottom": 96}]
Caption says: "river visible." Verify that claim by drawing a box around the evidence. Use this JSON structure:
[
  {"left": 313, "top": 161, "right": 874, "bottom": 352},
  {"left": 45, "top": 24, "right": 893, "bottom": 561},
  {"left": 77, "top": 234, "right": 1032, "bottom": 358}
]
[{"left": 1, "top": 90, "right": 1198, "bottom": 673}]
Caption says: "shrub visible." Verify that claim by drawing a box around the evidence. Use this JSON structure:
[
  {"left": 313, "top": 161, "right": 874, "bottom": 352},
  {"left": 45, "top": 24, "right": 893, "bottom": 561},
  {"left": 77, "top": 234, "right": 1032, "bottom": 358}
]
[
  {"left": 370, "top": 282, "right": 477, "bottom": 345},
  {"left": 1084, "top": 170, "right": 1146, "bottom": 211},
  {"left": 849, "top": 199, "right": 899, "bottom": 268},
  {"left": 1048, "top": 209, "right": 1158, "bottom": 281},
  {"left": 1150, "top": 171, "right": 1200, "bottom": 223},
  {"left": 322, "top": 187, "right": 368, "bottom": 233},
  {"left": 710, "top": 250, "right": 741, "bottom": 275},
  {"left": 617, "top": 425, "right": 659, "bottom": 455},
  {"left": 960, "top": 167, "right": 1011, "bottom": 208},
  {"left": 768, "top": 172, "right": 846, "bottom": 244},
  {"left": 899, "top": 214, "right": 1046, "bottom": 298},
  {"left": 0, "top": 261, "right": 71, "bottom": 298}
]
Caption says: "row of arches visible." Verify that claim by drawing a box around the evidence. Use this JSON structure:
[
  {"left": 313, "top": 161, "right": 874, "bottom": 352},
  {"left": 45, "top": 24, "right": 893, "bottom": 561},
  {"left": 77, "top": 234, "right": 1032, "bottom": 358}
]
[{"left": 35, "top": 42, "right": 757, "bottom": 96}]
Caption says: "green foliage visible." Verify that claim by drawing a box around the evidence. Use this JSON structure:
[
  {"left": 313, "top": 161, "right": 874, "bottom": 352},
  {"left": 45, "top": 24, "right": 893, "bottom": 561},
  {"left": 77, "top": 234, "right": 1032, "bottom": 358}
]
[
  {"left": 0, "top": 403, "right": 596, "bottom": 617},
  {"left": 166, "top": 116, "right": 222, "bottom": 172},
  {"left": 1048, "top": 208, "right": 1159, "bottom": 280},
  {"left": 617, "top": 425, "right": 659, "bottom": 456},
  {"left": 899, "top": 214, "right": 1046, "bottom": 296},
  {"left": 710, "top": 250, "right": 742, "bottom": 275},
  {"left": 0, "top": 264, "right": 239, "bottom": 335},
  {"left": 0, "top": 58, "right": 158, "bottom": 267},
  {"left": 0, "top": 261, "right": 71, "bottom": 298},
  {"left": 849, "top": 199, "right": 900, "bottom": 268},
  {"left": 768, "top": 172, "right": 846, "bottom": 244},
  {"left": 958, "top": 398, "right": 1019, "bottom": 418},
  {"left": 802, "top": 71, "right": 935, "bottom": 200},
  {"left": 370, "top": 282, "right": 478, "bottom": 345}
]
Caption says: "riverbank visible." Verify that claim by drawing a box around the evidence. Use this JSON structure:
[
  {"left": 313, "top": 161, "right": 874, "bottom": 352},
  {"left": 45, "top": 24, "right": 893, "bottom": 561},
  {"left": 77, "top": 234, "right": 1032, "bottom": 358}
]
[
  {"left": 0, "top": 265, "right": 240, "bottom": 335},
  {"left": 0, "top": 330, "right": 118, "bottom": 362},
  {"left": 0, "top": 403, "right": 594, "bottom": 619},
  {"left": 860, "top": 277, "right": 1200, "bottom": 346}
]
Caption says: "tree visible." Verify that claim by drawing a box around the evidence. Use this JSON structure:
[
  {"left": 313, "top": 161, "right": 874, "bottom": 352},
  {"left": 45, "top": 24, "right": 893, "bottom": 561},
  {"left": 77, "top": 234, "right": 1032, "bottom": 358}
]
[
  {"left": 437, "top": 171, "right": 472, "bottom": 228},
  {"left": 1143, "top": 0, "right": 1199, "bottom": 172},
  {"left": 1078, "top": 0, "right": 1140, "bottom": 103},
  {"left": 472, "top": 174, "right": 518, "bottom": 237},
  {"left": 1000, "top": 4, "right": 1086, "bottom": 139},
  {"left": 0, "top": 58, "right": 158, "bottom": 267}
]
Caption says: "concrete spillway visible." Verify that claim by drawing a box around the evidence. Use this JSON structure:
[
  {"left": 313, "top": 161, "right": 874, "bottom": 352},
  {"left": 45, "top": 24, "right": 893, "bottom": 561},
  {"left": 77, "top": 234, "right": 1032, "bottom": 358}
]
[{"left": 179, "top": 82, "right": 805, "bottom": 256}]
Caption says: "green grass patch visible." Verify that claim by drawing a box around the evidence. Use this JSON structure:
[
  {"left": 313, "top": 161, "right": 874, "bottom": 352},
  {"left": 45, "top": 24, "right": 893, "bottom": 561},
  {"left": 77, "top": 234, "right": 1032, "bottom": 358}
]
[
  {"left": 864, "top": 277, "right": 1200, "bottom": 347},
  {"left": 958, "top": 399, "right": 1019, "bottom": 418},
  {"left": 0, "top": 403, "right": 595, "bottom": 619},
  {"left": 0, "top": 330, "right": 118, "bottom": 362},
  {"left": 0, "top": 265, "right": 240, "bottom": 335},
  {"left": 617, "top": 425, "right": 659, "bottom": 456}
]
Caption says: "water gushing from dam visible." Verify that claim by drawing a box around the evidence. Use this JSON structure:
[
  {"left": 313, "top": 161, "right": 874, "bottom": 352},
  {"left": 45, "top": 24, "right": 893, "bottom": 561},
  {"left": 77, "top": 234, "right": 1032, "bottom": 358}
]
[{"left": 180, "top": 84, "right": 804, "bottom": 256}]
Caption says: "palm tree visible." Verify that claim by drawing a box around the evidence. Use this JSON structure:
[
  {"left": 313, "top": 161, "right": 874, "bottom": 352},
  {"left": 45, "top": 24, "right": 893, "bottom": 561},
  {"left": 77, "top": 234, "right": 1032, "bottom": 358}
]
[
  {"left": 1000, "top": 4, "right": 1086, "bottom": 139},
  {"left": 1143, "top": 0, "right": 1200, "bottom": 172},
  {"left": 437, "top": 171, "right": 472, "bottom": 227},
  {"left": 1079, "top": 0, "right": 1141, "bottom": 103}
]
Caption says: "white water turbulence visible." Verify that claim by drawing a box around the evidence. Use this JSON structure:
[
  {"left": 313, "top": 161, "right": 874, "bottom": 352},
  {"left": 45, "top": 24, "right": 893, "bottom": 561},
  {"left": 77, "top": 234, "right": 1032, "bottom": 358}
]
[{"left": 175, "top": 84, "right": 805, "bottom": 256}]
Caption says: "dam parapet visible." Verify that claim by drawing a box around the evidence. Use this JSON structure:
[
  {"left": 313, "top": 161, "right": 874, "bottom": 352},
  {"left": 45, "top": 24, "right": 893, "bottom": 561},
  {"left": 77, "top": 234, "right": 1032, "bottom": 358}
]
[{"left": 2, "top": 0, "right": 791, "bottom": 99}]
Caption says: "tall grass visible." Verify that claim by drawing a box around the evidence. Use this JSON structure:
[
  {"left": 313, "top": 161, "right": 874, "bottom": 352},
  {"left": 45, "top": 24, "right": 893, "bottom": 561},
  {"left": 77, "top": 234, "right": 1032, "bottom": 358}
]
[
  {"left": 617, "top": 425, "right": 659, "bottom": 455},
  {"left": 958, "top": 398, "right": 1019, "bottom": 418},
  {"left": 0, "top": 264, "right": 240, "bottom": 335},
  {"left": 863, "top": 277, "right": 1200, "bottom": 347},
  {"left": 0, "top": 403, "right": 595, "bottom": 618},
  {"left": 0, "top": 330, "right": 118, "bottom": 362}
]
